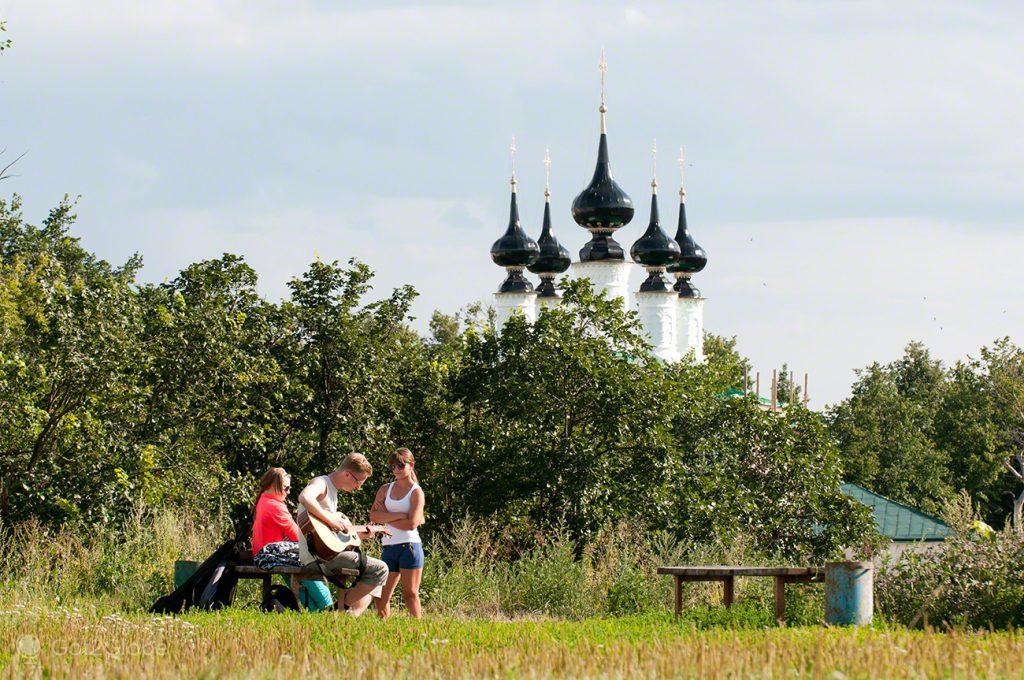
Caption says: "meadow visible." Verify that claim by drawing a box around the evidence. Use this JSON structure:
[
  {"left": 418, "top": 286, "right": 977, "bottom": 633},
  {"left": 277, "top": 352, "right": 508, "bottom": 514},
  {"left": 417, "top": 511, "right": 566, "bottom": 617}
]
[
  {"left": 4, "top": 607, "right": 1024, "bottom": 679},
  {"left": 4, "top": 512, "right": 1024, "bottom": 678}
]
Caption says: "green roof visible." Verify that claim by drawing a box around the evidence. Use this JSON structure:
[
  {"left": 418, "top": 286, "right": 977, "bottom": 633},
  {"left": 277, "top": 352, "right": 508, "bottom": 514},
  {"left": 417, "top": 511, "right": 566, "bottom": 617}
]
[
  {"left": 841, "top": 483, "right": 952, "bottom": 542},
  {"left": 720, "top": 387, "right": 773, "bottom": 406}
]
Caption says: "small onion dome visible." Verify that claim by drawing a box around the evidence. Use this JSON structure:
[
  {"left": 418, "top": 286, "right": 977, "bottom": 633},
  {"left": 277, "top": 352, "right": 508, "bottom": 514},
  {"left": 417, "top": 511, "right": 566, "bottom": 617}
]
[
  {"left": 631, "top": 188, "right": 680, "bottom": 293},
  {"left": 668, "top": 198, "right": 707, "bottom": 275},
  {"left": 490, "top": 183, "right": 540, "bottom": 269},
  {"left": 528, "top": 197, "right": 571, "bottom": 278},
  {"left": 572, "top": 134, "right": 635, "bottom": 235}
]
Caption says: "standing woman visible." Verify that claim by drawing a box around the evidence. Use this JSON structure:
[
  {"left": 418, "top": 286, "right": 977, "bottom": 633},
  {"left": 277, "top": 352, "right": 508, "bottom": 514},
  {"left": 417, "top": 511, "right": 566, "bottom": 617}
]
[{"left": 370, "top": 448, "right": 425, "bottom": 618}]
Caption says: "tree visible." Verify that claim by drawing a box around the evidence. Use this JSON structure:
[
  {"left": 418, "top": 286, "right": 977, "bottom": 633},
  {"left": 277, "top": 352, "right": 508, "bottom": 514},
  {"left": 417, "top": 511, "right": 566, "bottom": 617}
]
[
  {"left": 0, "top": 196, "right": 144, "bottom": 524},
  {"left": 982, "top": 340, "right": 1024, "bottom": 530},
  {"left": 828, "top": 343, "right": 953, "bottom": 515}
]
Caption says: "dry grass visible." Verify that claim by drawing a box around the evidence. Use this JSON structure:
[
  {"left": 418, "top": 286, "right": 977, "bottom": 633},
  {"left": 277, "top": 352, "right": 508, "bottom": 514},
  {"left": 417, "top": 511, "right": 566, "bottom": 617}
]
[{"left": 2, "top": 607, "right": 1023, "bottom": 679}]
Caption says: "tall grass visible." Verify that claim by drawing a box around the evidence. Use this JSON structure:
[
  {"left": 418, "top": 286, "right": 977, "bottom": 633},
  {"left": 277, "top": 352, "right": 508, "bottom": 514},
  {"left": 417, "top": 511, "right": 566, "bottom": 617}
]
[
  {"left": 3, "top": 608, "right": 1024, "bottom": 679},
  {"left": 0, "top": 510, "right": 826, "bottom": 623}
]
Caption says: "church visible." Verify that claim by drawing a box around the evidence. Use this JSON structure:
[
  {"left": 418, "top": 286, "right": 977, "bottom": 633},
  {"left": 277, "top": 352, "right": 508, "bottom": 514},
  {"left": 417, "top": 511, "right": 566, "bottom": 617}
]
[{"left": 489, "top": 56, "right": 708, "bottom": 363}]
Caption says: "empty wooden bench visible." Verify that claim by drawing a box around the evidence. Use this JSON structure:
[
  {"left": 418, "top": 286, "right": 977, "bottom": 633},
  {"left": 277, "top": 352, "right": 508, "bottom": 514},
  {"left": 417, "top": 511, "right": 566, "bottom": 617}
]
[
  {"left": 657, "top": 565, "right": 824, "bottom": 624},
  {"left": 233, "top": 564, "right": 359, "bottom": 609}
]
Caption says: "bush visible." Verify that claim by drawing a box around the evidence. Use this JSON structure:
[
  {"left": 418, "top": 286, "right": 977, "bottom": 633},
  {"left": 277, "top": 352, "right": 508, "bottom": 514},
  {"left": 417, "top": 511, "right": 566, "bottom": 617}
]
[{"left": 876, "top": 530, "right": 1024, "bottom": 629}]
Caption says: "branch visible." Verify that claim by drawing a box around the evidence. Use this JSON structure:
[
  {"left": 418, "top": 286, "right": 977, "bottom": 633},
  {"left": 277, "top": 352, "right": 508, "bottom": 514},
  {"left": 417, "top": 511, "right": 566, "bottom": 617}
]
[
  {"left": 0, "top": 150, "right": 27, "bottom": 181},
  {"left": 1005, "top": 459, "right": 1024, "bottom": 482}
]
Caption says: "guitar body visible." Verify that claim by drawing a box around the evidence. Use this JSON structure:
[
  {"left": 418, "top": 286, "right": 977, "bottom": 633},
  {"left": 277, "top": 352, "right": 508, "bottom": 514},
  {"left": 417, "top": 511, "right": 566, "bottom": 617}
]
[{"left": 298, "top": 510, "right": 390, "bottom": 562}]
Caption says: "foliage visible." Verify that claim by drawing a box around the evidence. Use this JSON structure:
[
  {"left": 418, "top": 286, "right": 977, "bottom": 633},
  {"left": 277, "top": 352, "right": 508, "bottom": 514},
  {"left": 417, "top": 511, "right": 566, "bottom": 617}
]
[
  {"left": 830, "top": 339, "right": 1024, "bottom": 525},
  {"left": 876, "top": 529, "right": 1024, "bottom": 629},
  {"left": 0, "top": 195, "right": 875, "bottom": 559}
]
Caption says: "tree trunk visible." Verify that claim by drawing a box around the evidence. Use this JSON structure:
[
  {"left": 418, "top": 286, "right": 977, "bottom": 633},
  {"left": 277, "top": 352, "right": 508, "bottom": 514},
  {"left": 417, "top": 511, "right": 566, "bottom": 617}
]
[{"left": 1014, "top": 487, "right": 1024, "bottom": 534}]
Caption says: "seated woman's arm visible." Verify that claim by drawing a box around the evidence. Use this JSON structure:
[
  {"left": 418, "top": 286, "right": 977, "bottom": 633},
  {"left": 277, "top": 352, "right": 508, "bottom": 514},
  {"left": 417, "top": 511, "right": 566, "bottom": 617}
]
[
  {"left": 270, "top": 499, "right": 300, "bottom": 540},
  {"left": 369, "top": 484, "right": 406, "bottom": 524},
  {"left": 387, "top": 488, "right": 424, "bottom": 531}
]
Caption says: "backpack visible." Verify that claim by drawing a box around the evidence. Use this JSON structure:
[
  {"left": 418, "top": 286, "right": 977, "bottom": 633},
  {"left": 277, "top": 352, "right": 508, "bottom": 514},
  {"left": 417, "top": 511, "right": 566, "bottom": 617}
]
[
  {"left": 150, "top": 504, "right": 257, "bottom": 615},
  {"left": 196, "top": 561, "right": 239, "bottom": 611},
  {"left": 261, "top": 584, "right": 300, "bottom": 613}
]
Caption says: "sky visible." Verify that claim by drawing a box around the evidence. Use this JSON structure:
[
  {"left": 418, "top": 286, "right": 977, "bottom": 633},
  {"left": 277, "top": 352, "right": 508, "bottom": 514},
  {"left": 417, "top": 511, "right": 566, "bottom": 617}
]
[{"left": 1, "top": 0, "right": 1022, "bottom": 407}]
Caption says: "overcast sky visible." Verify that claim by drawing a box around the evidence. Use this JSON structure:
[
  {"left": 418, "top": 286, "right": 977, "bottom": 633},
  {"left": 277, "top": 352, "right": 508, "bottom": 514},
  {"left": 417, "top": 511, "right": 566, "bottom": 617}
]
[{"left": 2, "top": 0, "right": 1022, "bottom": 406}]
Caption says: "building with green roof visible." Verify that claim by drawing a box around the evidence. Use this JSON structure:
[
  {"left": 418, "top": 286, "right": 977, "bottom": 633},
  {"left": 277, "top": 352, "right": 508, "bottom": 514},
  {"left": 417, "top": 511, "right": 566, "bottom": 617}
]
[{"left": 841, "top": 483, "right": 952, "bottom": 547}]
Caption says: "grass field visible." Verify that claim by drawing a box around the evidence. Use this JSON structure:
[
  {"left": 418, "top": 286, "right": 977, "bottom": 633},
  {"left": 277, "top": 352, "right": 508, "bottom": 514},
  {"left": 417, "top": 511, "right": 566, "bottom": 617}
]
[{"left": 3, "top": 606, "right": 1023, "bottom": 679}]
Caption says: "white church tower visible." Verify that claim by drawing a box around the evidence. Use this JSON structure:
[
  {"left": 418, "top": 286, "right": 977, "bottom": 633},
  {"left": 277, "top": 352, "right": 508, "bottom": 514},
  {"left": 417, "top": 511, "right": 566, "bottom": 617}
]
[
  {"left": 489, "top": 55, "right": 709, "bottom": 363},
  {"left": 527, "top": 150, "right": 572, "bottom": 310},
  {"left": 489, "top": 139, "right": 540, "bottom": 332},
  {"left": 669, "top": 147, "right": 709, "bottom": 363},
  {"left": 629, "top": 142, "right": 682, "bottom": 362}
]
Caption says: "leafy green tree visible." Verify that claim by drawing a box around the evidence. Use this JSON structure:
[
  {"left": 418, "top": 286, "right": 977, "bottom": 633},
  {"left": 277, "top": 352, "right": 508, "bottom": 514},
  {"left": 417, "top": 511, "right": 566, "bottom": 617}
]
[
  {"left": 828, "top": 343, "right": 952, "bottom": 515},
  {"left": 273, "top": 259, "right": 424, "bottom": 509},
  {"left": 0, "top": 196, "right": 144, "bottom": 524},
  {"left": 941, "top": 339, "right": 1024, "bottom": 529},
  {"left": 670, "top": 396, "right": 873, "bottom": 558}
]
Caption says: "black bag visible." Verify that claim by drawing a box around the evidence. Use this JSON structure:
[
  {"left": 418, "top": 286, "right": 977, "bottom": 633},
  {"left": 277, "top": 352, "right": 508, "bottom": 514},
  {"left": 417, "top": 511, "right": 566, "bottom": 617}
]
[
  {"left": 261, "top": 584, "right": 300, "bottom": 613},
  {"left": 150, "top": 504, "right": 257, "bottom": 615},
  {"left": 196, "top": 561, "right": 239, "bottom": 611},
  {"left": 150, "top": 540, "right": 236, "bottom": 614}
]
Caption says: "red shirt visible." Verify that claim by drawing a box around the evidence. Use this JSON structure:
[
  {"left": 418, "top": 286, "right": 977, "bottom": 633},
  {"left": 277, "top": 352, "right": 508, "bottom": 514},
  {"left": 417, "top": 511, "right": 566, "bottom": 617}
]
[{"left": 252, "top": 492, "right": 300, "bottom": 556}]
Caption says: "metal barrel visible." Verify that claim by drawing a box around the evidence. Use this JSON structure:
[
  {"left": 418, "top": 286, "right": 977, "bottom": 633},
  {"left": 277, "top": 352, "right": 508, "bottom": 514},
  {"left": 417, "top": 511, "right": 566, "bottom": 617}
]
[
  {"left": 824, "top": 561, "right": 873, "bottom": 626},
  {"left": 173, "top": 560, "right": 200, "bottom": 589}
]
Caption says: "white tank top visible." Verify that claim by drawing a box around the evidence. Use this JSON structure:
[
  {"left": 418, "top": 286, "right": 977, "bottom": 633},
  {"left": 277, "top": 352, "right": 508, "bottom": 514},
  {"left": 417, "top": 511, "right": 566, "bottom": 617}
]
[{"left": 382, "top": 482, "right": 421, "bottom": 545}]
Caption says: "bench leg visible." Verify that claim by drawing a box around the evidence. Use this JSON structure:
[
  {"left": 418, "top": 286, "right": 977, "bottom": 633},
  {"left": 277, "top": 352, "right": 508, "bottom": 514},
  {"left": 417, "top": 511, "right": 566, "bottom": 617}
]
[
  {"left": 723, "top": 575, "right": 735, "bottom": 608},
  {"left": 261, "top": 575, "right": 271, "bottom": 604},
  {"left": 674, "top": 575, "right": 682, "bottom": 618},
  {"left": 774, "top": 576, "right": 786, "bottom": 625},
  {"left": 289, "top": 575, "right": 303, "bottom": 610}
]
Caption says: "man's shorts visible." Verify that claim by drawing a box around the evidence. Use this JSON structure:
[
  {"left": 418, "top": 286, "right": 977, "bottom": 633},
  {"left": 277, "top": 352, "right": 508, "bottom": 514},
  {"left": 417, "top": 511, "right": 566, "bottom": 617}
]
[{"left": 381, "top": 542, "right": 425, "bottom": 571}]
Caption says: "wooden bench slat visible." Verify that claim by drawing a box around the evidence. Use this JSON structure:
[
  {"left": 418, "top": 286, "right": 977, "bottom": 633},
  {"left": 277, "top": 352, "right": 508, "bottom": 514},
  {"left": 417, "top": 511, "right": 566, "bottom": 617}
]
[
  {"left": 656, "top": 566, "right": 823, "bottom": 577},
  {"left": 233, "top": 565, "right": 360, "bottom": 577}
]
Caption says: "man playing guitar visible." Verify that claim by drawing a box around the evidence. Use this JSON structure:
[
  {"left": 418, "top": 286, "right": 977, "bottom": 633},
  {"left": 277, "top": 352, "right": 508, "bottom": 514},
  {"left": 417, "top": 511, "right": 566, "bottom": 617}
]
[{"left": 296, "top": 453, "right": 389, "bottom": 616}]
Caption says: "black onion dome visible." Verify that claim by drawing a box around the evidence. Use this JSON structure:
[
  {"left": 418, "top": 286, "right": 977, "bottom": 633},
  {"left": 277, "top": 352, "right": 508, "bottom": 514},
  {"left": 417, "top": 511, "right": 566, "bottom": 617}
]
[
  {"left": 630, "top": 191, "right": 680, "bottom": 268},
  {"left": 668, "top": 199, "right": 707, "bottom": 274},
  {"left": 572, "top": 134, "right": 634, "bottom": 233},
  {"left": 528, "top": 200, "right": 571, "bottom": 276},
  {"left": 490, "top": 188, "right": 540, "bottom": 268}
]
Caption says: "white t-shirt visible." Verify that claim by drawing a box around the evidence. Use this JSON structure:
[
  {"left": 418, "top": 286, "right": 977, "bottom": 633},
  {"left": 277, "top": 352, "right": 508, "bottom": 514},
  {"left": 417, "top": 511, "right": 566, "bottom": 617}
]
[{"left": 297, "top": 475, "right": 342, "bottom": 565}]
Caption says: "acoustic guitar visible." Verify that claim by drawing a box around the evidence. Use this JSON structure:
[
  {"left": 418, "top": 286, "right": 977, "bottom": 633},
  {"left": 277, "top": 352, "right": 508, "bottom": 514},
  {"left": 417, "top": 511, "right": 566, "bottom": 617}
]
[{"left": 298, "top": 510, "right": 390, "bottom": 562}]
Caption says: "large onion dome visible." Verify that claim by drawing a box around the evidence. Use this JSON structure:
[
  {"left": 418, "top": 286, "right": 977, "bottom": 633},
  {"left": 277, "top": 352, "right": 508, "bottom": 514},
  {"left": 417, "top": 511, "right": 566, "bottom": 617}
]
[
  {"left": 630, "top": 181, "right": 680, "bottom": 292},
  {"left": 528, "top": 186, "right": 571, "bottom": 299},
  {"left": 572, "top": 134, "right": 635, "bottom": 233},
  {"left": 572, "top": 54, "right": 634, "bottom": 262},
  {"left": 490, "top": 177, "right": 539, "bottom": 293}
]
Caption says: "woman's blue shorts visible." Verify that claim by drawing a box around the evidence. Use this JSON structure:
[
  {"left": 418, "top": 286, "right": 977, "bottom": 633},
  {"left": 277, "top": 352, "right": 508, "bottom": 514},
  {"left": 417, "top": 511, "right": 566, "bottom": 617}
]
[{"left": 381, "top": 542, "right": 424, "bottom": 571}]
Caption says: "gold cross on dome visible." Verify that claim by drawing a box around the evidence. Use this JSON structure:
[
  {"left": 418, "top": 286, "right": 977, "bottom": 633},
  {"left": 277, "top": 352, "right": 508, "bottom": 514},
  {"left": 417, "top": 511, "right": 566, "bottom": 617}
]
[
  {"left": 678, "top": 146, "right": 687, "bottom": 199},
  {"left": 510, "top": 136, "right": 517, "bottom": 187},
  {"left": 651, "top": 139, "right": 658, "bottom": 191},
  {"left": 599, "top": 49, "right": 607, "bottom": 106},
  {"left": 543, "top": 148, "right": 551, "bottom": 195}
]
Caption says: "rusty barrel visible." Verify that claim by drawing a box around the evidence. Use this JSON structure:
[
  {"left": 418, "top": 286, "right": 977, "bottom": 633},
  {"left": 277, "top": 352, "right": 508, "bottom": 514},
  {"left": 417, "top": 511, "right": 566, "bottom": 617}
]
[{"left": 824, "top": 561, "right": 873, "bottom": 626}]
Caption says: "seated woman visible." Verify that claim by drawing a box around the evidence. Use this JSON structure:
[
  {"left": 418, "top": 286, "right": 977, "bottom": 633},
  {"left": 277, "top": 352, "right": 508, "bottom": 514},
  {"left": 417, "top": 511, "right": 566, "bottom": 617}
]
[{"left": 251, "top": 466, "right": 333, "bottom": 612}]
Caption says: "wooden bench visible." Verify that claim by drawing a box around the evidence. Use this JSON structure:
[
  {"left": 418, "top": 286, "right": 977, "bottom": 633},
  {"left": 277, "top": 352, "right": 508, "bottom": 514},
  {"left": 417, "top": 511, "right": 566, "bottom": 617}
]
[
  {"left": 232, "top": 565, "right": 359, "bottom": 610},
  {"left": 657, "top": 565, "right": 824, "bottom": 624}
]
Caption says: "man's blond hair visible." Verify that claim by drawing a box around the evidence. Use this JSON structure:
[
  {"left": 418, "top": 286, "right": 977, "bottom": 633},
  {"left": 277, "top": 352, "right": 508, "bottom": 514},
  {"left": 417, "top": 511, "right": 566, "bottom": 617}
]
[{"left": 339, "top": 453, "right": 372, "bottom": 477}]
